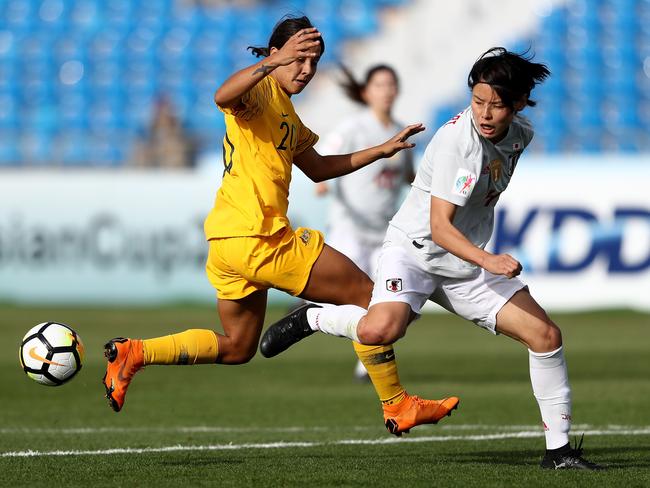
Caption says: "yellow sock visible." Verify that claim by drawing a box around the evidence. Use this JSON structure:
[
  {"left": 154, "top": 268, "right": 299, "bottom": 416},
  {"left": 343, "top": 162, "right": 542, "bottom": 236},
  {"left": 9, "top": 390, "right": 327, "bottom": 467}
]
[
  {"left": 143, "top": 329, "right": 219, "bottom": 365},
  {"left": 353, "top": 342, "right": 406, "bottom": 405}
]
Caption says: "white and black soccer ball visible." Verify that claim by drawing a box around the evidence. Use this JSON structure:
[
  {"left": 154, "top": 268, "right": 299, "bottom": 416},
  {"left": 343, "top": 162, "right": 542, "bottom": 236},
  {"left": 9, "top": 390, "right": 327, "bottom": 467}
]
[{"left": 19, "top": 322, "right": 85, "bottom": 386}]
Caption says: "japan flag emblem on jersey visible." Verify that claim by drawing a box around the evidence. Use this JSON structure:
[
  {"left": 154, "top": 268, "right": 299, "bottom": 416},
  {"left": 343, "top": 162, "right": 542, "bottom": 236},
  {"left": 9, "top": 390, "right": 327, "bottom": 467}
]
[{"left": 386, "top": 278, "right": 403, "bottom": 292}]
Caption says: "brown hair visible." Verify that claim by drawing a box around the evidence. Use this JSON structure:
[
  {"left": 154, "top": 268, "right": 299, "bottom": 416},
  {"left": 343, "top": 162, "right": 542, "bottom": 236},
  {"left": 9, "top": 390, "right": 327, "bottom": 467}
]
[
  {"left": 248, "top": 15, "right": 325, "bottom": 58},
  {"left": 339, "top": 64, "right": 399, "bottom": 105}
]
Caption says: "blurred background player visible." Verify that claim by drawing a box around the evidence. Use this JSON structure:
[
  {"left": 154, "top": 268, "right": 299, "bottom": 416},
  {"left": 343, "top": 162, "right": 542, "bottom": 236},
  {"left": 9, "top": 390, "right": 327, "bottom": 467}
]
[
  {"left": 315, "top": 64, "right": 414, "bottom": 380},
  {"left": 261, "top": 47, "right": 602, "bottom": 469},
  {"left": 129, "top": 96, "right": 198, "bottom": 169},
  {"left": 102, "top": 15, "right": 457, "bottom": 436}
]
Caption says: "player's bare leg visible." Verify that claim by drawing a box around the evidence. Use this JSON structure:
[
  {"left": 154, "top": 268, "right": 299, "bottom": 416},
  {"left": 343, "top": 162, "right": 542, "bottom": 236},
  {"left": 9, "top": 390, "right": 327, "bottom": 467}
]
[
  {"left": 216, "top": 290, "right": 268, "bottom": 364},
  {"left": 103, "top": 291, "right": 267, "bottom": 412},
  {"left": 260, "top": 244, "right": 372, "bottom": 356},
  {"left": 496, "top": 289, "right": 602, "bottom": 470},
  {"left": 300, "top": 244, "right": 372, "bottom": 307},
  {"left": 261, "top": 245, "right": 459, "bottom": 436}
]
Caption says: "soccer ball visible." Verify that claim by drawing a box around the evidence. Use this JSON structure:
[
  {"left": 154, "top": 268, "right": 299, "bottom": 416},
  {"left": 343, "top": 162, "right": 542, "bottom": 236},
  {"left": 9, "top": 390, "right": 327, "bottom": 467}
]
[{"left": 19, "top": 322, "right": 85, "bottom": 386}]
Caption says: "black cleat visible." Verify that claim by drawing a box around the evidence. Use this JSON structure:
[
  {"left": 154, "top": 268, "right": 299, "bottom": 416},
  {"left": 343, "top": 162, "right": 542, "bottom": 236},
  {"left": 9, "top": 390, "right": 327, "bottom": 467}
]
[
  {"left": 540, "top": 435, "right": 604, "bottom": 470},
  {"left": 259, "top": 303, "right": 321, "bottom": 358}
]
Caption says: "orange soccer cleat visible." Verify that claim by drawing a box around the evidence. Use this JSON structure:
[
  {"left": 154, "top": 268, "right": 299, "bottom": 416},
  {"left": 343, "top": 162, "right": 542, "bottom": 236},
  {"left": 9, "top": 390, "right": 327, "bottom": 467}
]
[
  {"left": 102, "top": 337, "right": 144, "bottom": 413},
  {"left": 383, "top": 394, "right": 460, "bottom": 436}
]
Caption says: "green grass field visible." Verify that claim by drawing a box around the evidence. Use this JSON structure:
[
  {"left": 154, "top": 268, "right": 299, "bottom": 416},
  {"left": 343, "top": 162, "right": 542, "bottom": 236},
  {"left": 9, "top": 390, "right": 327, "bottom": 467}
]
[{"left": 1, "top": 305, "right": 649, "bottom": 487}]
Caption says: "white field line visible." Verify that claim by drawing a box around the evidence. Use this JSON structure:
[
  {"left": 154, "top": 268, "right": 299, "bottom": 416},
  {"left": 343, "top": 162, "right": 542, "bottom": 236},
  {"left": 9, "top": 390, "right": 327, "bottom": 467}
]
[
  {"left": 0, "top": 423, "right": 630, "bottom": 435},
  {"left": 2, "top": 427, "right": 650, "bottom": 458}
]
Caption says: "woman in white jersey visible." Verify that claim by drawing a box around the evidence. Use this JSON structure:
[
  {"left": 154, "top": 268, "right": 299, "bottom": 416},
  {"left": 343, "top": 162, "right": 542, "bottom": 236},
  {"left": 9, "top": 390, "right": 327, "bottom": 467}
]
[
  {"left": 262, "top": 47, "right": 602, "bottom": 470},
  {"left": 316, "top": 65, "right": 414, "bottom": 379}
]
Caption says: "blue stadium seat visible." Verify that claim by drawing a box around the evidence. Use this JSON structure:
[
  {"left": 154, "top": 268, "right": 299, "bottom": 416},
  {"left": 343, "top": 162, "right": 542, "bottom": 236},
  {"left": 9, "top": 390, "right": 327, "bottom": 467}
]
[
  {"left": 55, "top": 130, "right": 90, "bottom": 166},
  {"left": 0, "top": 59, "right": 18, "bottom": 94},
  {"left": 15, "top": 0, "right": 650, "bottom": 162},
  {"left": 0, "top": 0, "right": 411, "bottom": 165},
  {"left": 19, "top": 131, "right": 55, "bottom": 166},
  {"left": 82, "top": 129, "right": 134, "bottom": 166},
  {"left": 0, "top": 130, "right": 20, "bottom": 165},
  {"left": 2, "top": 0, "right": 36, "bottom": 31},
  {"left": 59, "top": 92, "right": 90, "bottom": 130},
  {"left": 340, "top": 0, "right": 378, "bottom": 37},
  {"left": 496, "top": 1, "right": 648, "bottom": 153},
  {"left": 0, "top": 94, "right": 17, "bottom": 130}
]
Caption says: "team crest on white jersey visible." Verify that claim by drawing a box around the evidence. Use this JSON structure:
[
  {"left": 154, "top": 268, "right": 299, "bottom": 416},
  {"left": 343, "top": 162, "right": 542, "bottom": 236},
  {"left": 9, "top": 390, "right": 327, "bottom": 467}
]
[
  {"left": 489, "top": 159, "right": 502, "bottom": 182},
  {"left": 452, "top": 169, "right": 477, "bottom": 197},
  {"left": 386, "top": 278, "right": 402, "bottom": 292}
]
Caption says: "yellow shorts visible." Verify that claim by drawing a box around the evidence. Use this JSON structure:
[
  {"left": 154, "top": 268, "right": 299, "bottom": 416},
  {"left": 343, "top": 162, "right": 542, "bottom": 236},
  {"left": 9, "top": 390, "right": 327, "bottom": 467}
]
[{"left": 206, "top": 226, "right": 325, "bottom": 300}]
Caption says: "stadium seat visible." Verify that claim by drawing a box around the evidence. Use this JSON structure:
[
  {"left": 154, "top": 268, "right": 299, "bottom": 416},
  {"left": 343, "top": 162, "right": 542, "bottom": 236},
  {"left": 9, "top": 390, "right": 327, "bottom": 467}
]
[
  {"left": 0, "top": 94, "right": 17, "bottom": 130},
  {"left": 432, "top": 0, "right": 650, "bottom": 154},
  {"left": 10, "top": 0, "right": 649, "bottom": 163},
  {"left": 0, "top": 130, "right": 20, "bottom": 165},
  {"left": 0, "top": 0, "right": 412, "bottom": 165}
]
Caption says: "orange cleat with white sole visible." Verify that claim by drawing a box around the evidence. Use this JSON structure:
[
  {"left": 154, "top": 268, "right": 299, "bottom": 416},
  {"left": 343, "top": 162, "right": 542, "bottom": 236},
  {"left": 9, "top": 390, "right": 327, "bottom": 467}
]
[
  {"left": 102, "top": 337, "right": 144, "bottom": 413},
  {"left": 383, "top": 394, "right": 460, "bottom": 436}
]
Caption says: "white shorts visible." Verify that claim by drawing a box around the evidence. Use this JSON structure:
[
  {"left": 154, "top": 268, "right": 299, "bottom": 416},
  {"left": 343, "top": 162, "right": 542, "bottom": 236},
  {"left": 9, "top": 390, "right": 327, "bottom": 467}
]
[
  {"left": 369, "top": 245, "right": 527, "bottom": 334},
  {"left": 326, "top": 225, "right": 383, "bottom": 280}
]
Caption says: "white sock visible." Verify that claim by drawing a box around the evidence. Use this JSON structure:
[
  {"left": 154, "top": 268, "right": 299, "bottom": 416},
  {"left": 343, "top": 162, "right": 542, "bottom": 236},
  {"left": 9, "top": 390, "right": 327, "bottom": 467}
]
[
  {"left": 306, "top": 304, "right": 365, "bottom": 342},
  {"left": 529, "top": 346, "right": 572, "bottom": 450}
]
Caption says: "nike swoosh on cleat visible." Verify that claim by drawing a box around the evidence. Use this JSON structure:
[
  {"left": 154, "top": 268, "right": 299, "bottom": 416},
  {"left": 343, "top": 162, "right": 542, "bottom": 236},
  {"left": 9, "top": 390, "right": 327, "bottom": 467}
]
[
  {"left": 29, "top": 347, "right": 65, "bottom": 367},
  {"left": 116, "top": 351, "right": 129, "bottom": 382}
]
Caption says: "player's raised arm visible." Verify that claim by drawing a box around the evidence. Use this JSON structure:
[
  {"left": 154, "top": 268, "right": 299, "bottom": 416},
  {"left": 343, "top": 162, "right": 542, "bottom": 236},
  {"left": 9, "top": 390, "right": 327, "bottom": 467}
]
[
  {"left": 214, "top": 27, "right": 322, "bottom": 109},
  {"left": 294, "top": 123, "right": 424, "bottom": 182}
]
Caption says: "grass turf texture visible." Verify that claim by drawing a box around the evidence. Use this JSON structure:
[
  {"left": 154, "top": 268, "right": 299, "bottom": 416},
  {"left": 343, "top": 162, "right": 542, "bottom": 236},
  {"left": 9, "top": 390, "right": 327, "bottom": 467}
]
[{"left": 1, "top": 305, "right": 649, "bottom": 487}]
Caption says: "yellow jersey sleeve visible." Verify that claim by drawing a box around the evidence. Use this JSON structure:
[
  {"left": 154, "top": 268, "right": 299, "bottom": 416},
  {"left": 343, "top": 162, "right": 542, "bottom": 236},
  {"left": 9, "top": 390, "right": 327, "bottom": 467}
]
[
  {"left": 216, "top": 76, "right": 273, "bottom": 120},
  {"left": 204, "top": 76, "right": 319, "bottom": 239}
]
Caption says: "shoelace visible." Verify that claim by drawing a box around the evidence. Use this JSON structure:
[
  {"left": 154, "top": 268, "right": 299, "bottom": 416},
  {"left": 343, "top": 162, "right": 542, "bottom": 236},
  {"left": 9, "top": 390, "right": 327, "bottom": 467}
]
[
  {"left": 566, "top": 433, "right": 601, "bottom": 468},
  {"left": 412, "top": 396, "right": 445, "bottom": 406},
  {"left": 570, "top": 433, "right": 585, "bottom": 458}
]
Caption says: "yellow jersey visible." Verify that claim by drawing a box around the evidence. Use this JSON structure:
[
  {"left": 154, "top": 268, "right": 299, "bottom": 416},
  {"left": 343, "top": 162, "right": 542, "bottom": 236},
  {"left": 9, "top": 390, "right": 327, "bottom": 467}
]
[{"left": 204, "top": 75, "right": 319, "bottom": 239}]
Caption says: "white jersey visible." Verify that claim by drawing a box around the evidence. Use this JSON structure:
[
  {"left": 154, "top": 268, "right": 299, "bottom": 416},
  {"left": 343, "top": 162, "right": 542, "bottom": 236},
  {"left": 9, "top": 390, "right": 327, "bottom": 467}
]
[
  {"left": 387, "top": 106, "right": 534, "bottom": 278},
  {"left": 318, "top": 109, "right": 413, "bottom": 245}
]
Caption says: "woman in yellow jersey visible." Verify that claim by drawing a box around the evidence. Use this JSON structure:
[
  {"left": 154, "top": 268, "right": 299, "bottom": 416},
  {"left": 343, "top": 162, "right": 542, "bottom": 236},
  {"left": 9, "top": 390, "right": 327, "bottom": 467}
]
[{"left": 102, "top": 15, "right": 457, "bottom": 436}]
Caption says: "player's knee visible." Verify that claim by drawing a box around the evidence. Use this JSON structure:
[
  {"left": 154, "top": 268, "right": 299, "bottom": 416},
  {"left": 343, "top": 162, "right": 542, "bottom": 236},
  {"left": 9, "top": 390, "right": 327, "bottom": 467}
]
[
  {"left": 534, "top": 320, "right": 563, "bottom": 352},
  {"left": 220, "top": 341, "right": 257, "bottom": 364},
  {"left": 358, "top": 318, "right": 405, "bottom": 345},
  {"left": 224, "top": 349, "right": 255, "bottom": 365}
]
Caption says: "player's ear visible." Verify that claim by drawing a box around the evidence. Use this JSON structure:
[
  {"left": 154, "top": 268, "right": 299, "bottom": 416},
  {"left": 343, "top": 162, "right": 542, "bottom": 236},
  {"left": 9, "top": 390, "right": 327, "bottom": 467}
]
[{"left": 270, "top": 46, "right": 279, "bottom": 56}]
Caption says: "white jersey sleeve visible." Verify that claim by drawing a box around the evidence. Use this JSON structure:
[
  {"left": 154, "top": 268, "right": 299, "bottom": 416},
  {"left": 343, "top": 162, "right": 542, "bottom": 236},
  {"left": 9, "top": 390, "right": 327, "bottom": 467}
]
[{"left": 427, "top": 115, "right": 482, "bottom": 207}]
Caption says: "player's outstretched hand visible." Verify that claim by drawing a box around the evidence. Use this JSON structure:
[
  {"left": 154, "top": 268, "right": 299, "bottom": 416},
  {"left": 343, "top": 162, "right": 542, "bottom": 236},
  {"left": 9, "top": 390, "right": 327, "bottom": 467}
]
[
  {"left": 483, "top": 253, "right": 522, "bottom": 279},
  {"left": 272, "top": 28, "right": 322, "bottom": 66},
  {"left": 379, "top": 123, "right": 426, "bottom": 158}
]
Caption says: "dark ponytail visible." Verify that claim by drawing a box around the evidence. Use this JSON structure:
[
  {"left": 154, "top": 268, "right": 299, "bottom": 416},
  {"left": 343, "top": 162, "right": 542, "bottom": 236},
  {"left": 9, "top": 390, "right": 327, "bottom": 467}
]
[
  {"left": 248, "top": 15, "right": 325, "bottom": 58},
  {"left": 467, "top": 47, "right": 550, "bottom": 109},
  {"left": 339, "top": 64, "right": 399, "bottom": 105}
]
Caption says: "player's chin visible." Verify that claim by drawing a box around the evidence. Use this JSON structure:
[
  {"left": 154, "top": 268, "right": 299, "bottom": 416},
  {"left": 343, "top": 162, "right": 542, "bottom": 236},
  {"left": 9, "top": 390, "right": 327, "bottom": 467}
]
[{"left": 291, "top": 80, "right": 310, "bottom": 94}]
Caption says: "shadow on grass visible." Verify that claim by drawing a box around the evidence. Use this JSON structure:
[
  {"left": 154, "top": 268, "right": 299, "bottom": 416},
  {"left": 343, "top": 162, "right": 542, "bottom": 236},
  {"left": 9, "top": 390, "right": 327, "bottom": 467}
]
[
  {"left": 453, "top": 444, "right": 650, "bottom": 469},
  {"left": 169, "top": 444, "right": 650, "bottom": 470}
]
